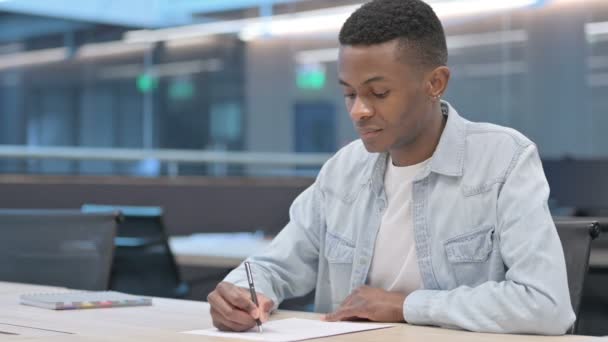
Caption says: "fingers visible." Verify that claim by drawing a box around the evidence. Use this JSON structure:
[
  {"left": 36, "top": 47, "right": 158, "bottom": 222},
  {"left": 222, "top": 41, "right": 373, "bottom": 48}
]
[
  {"left": 324, "top": 287, "right": 371, "bottom": 322},
  {"left": 326, "top": 287, "right": 406, "bottom": 323},
  {"left": 208, "top": 282, "right": 259, "bottom": 331},
  {"left": 258, "top": 295, "right": 275, "bottom": 322},
  {"left": 217, "top": 282, "right": 259, "bottom": 316},
  {"left": 208, "top": 291, "right": 257, "bottom": 324},
  {"left": 324, "top": 305, "right": 366, "bottom": 322},
  {"left": 210, "top": 307, "right": 254, "bottom": 332},
  {"left": 208, "top": 282, "right": 277, "bottom": 331}
]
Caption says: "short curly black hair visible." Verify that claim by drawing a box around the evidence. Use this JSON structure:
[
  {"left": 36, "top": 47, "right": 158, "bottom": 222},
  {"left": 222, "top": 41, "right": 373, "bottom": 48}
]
[{"left": 339, "top": 0, "right": 448, "bottom": 69}]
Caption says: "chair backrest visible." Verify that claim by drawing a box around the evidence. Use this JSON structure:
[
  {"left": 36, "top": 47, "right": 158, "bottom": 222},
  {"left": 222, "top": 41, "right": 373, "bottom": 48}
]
[
  {"left": 0, "top": 209, "right": 119, "bottom": 290},
  {"left": 554, "top": 219, "right": 600, "bottom": 333},
  {"left": 82, "top": 204, "right": 188, "bottom": 298}
]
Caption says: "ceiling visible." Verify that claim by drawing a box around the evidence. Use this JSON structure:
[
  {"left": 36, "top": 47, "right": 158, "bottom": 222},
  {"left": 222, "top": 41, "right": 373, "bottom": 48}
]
[
  {"left": 0, "top": 0, "right": 329, "bottom": 28},
  {"left": 0, "top": 0, "right": 552, "bottom": 44}
]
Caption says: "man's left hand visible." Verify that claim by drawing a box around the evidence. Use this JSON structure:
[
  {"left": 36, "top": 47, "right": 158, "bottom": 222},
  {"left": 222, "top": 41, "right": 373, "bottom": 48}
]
[{"left": 323, "top": 286, "right": 407, "bottom": 323}]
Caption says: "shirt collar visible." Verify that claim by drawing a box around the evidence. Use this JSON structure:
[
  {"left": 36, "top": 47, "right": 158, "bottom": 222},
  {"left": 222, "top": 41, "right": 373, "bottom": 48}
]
[
  {"left": 369, "top": 101, "right": 466, "bottom": 195},
  {"left": 428, "top": 101, "right": 466, "bottom": 177}
]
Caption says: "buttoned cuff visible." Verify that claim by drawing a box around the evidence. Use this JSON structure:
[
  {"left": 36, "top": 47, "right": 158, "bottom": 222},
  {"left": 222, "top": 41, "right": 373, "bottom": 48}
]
[{"left": 403, "top": 289, "right": 441, "bottom": 325}]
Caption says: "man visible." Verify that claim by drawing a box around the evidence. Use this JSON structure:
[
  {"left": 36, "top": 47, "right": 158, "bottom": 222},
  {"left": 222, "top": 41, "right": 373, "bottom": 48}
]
[{"left": 207, "top": 0, "right": 575, "bottom": 335}]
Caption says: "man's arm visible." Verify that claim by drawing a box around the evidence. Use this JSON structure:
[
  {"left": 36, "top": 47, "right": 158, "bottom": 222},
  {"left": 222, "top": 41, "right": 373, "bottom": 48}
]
[
  {"left": 222, "top": 178, "right": 324, "bottom": 308},
  {"left": 404, "top": 144, "right": 575, "bottom": 335}
]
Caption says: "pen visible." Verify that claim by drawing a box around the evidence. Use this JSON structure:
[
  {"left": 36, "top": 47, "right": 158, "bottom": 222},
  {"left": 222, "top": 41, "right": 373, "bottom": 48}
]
[
  {"left": 244, "top": 261, "right": 263, "bottom": 333},
  {"left": 0, "top": 330, "right": 18, "bottom": 335}
]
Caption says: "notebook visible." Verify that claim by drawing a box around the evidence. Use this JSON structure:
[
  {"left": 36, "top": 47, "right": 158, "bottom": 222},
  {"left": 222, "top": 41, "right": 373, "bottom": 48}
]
[{"left": 20, "top": 291, "right": 152, "bottom": 310}]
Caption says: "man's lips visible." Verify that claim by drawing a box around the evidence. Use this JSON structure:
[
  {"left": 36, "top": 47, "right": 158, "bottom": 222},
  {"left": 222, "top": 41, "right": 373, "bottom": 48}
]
[{"left": 358, "top": 127, "right": 383, "bottom": 138}]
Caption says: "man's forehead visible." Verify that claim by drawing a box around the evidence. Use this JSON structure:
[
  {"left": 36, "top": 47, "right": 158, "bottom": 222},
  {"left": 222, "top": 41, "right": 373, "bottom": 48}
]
[{"left": 339, "top": 41, "right": 400, "bottom": 57}]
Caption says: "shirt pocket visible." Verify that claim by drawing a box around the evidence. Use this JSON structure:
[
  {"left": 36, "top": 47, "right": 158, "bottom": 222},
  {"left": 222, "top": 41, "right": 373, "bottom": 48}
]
[
  {"left": 324, "top": 231, "right": 355, "bottom": 306},
  {"left": 443, "top": 225, "right": 495, "bottom": 286},
  {"left": 324, "top": 231, "right": 355, "bottom": 263}
]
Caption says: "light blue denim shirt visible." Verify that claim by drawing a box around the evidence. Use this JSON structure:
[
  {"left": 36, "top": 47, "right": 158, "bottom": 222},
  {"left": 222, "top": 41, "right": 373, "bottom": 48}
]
[{"left": 224, "top": 102, "right": 575, "bottom": 335}]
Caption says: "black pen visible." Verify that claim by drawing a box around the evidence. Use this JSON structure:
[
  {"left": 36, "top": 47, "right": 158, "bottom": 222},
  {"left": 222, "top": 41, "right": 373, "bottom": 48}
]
[
  {"left": 244, "top": 261, "right": 263, "bottom": 333},
  {"left": 0, "top": 330, "right": 18, "bottom": 335}
]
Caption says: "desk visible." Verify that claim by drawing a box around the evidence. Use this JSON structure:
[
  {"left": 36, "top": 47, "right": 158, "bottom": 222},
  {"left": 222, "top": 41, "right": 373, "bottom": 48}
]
[
  {"left": 0, "top": 281, "right": 598, "bottom": 342},
  {"left": 169, "top": 233, "right": 271, "bottom": 268}
]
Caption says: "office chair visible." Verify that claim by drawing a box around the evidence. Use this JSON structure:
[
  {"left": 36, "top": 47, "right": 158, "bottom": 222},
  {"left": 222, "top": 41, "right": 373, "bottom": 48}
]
[
  {"left": 82, "top": 204, "right": 189, "bottom": 298},
  {"left": 563, "top": 217, "right": 608, "bottom": 336},
  {"left": 553, "top": 219, "right": 600, "bottom": 334},
  {"left": 0, "top": 209, "right": 119, "bottom": 291}
]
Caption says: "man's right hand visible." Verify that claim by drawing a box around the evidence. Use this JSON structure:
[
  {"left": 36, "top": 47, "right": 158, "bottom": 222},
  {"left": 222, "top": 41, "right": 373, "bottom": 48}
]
[{"left": 207, "top": 281, "right": 274, "bottom": 332}]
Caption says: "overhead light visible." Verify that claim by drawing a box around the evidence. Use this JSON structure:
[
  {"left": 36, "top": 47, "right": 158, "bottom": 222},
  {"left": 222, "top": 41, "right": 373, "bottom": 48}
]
[
  {"left": 0, "top": 0, "right": 542, "bottom": 70},
  {"left": 238, "top": 6, "right": 357, "bottom": 41},
  {"left": 124, "top": 19, "right": 257, "bottom": 44},
  {"left": 0, "top": 47, "right": 67, "bottom": 70},
  {"left": 586, "top": 21, "right": 608, "bottom": 43},
  {"left": 586, "top": 21, "right": 608, "bottom": 36},
  {"left": 124, "top": 0, "right": 541, "bottom": 43},
  {"left": 98, "top": 59, "right": 223, "bottom": 80},
  {"left": 453, "top": 61, "right": 527, "bottom": 78},
  {"left": 75, "top": 41, "right": 151, "bottom": 59},
  {"left": 432, "top": 0, "right": 538, "bottom": 18},
  {"left": 294, "top": 30, "right": 528, "bottom": 65},
  {"left": 295, "top": 48, "right": 339, "bottom": 65},
  {"left": 242, "top": 1, "right": 538, "bottom": 41},
  {"left": 0, "top": 41, "right": 152, "bottom": 70},
  {"left": 448, "top": 30, "right": 528, "bottom": 50},
  {"left": 164, "top": 36, "right": 217, "bottom": 50}
]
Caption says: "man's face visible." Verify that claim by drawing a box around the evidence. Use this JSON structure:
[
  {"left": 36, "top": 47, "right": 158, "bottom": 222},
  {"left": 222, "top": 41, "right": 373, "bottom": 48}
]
[{"left": 338, "top": 40, "right": 434, "bottom": 154}]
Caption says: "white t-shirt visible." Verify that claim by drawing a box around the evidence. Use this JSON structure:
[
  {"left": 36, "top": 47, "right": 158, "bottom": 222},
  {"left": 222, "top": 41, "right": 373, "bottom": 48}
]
[{"left": 367, "top": 156, "right": 429, "bottom": 295}]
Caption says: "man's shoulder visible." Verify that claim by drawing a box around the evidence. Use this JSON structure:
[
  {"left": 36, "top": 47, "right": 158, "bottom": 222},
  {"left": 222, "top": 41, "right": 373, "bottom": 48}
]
[
  {"left": 460, "top": 120, "right": 536, "bottom": 184},
  {"left": 464, "top": 120, "right": 533, "bottom": 149}
]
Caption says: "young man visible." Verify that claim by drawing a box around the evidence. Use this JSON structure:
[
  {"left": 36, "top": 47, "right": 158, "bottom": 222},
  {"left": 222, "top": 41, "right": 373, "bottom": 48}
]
[{"left": 207, "top": 0, "right": 575, "bottom": 335}]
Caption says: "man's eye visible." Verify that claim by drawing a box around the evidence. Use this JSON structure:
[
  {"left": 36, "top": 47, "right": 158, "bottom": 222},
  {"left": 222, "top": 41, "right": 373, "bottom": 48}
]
[{"left": 373, "top": 91, "right": 390, "bottom": 98}]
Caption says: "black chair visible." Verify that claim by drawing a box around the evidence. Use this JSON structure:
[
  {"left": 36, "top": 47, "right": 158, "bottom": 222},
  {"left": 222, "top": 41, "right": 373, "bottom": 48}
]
[
  {"left": 565, "top": 217, "right": 608, "bottom": 336},
  {"left": 0, "top": 209, "right": 119, "bottom": 290},
  {"left": 553, "top": 219, "right": 600, "bottom": 334},
  {"left": 82, "top": 204, "right": 189, "bottom": 298}
]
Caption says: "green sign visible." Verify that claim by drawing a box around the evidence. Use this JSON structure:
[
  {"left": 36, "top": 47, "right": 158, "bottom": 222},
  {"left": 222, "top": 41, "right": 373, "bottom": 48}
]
[
  {"left": 169, "top": 80, "right": 195, "bottom": 100},
  {"left": 136, "top": 73, "right": 158, "bottom": 93},
  {"left": 296, "top": 63, "right": 326, "bottom": 90}
]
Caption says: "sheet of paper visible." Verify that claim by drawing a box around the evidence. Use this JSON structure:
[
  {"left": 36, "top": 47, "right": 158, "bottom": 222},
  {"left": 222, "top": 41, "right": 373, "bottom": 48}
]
[{"left": 182, "top": 318, "right": 394, "bottom": 342}]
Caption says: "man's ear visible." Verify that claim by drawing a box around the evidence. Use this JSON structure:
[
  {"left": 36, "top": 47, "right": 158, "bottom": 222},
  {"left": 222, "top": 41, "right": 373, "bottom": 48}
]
[{"left": 427, "top": 66, "right": 451, "bottom": 98}]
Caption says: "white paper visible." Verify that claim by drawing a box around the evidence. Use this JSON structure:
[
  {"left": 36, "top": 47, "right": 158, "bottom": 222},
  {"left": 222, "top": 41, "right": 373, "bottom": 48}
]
[{"left": 182, "top": 318, "right": 394, "bottom": 342}]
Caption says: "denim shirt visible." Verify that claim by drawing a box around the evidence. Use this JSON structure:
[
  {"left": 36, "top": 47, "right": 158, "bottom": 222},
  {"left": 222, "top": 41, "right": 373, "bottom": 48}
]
[{"left": 224, "top": 102, "right": 575, "bottom": 335}]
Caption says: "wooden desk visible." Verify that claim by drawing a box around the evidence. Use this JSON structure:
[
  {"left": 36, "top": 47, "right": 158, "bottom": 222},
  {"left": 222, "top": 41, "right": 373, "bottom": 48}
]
[{"left": 0, "top": 282, "right": 598, "bottom": 342}]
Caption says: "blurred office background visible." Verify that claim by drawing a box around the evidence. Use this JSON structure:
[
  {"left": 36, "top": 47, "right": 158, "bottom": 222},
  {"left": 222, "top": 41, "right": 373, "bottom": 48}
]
[
  {"left": 1, "top": 0, "right": 608, "bottom": 335},
  {"left": 0, "top": 0, "right": 605, "bottom": 177},
  {"left": 1, "top": 0, "right": 606, "bottom": 210}
]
